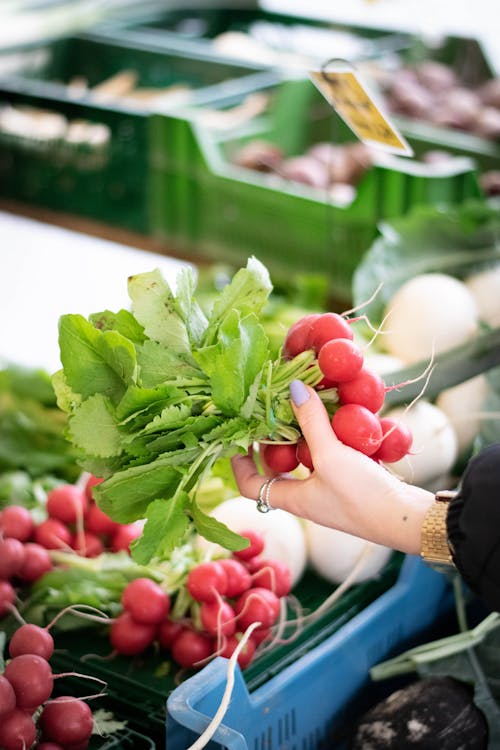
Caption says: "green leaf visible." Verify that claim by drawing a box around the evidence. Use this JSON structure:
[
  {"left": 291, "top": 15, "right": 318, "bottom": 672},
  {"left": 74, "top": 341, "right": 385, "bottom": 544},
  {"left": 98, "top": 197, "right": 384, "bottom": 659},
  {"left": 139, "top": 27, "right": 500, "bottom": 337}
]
[
  {"left": 203, "top": 256, "right": 272, "bottom": 346},
  {"left": 131, "top": 494, "right": 190, "bottom": 564},
  {"left": 89, "top": 308, "right": 146, "bottom": 343},
  {"left": 353, "top": 199, "right": 500, "bottom": 325},
  {"left": 136, "top": 340, "right": 202, "bottom": 388},
  {"left": 138, "top": 403, "right": 192, "bottom": 435},
  {"left": 195, "top": 311, "right": 270, "bottom": 415},
  {"left": 68, "top": 395, "right": 123, "bottom": 458},
  {"left": 58, "top": 315, "right": 135, "bottom": 400},
  {"left": 175, "top": 265, "right": 208, "bottom": 347},
  {"left": 93, "top": 454, "right": 195, "bottom": 523},
  {"left": 128, "top": 269, "right": 190, "bottom": 354},
  {"left": 51, "top": 369, "right": 82, "bottom": 414},
  {"left": 143, "top": 414, "right": 223, "bottom": 454},
  {"left": 115, "top": 383, "right": 185, "bottom": 425},
  {"left": 190, "top": 500, "right": 249, "bottom": 552}
]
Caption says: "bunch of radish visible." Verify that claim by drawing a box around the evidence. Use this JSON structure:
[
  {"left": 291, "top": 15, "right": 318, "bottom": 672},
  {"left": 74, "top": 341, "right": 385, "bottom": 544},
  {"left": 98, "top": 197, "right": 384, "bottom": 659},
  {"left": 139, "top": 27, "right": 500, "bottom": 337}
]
[
  {"left": 110, "top": 530, "right": 290, "bottom": 671},
  {"left": 34, "top": 475, "right": 142, "bottom": 558},
  {"left": 0, "top": 475, "right": 144, "bottom": 623},
  {"left": 0, "top": 505, "right": 54, "bottom": 620},
  {"left": 0, "top": 620, "right": 94, "bottom": 750},
  {"left": 260, "top": 312, "right": 413, "bottom": 472}
]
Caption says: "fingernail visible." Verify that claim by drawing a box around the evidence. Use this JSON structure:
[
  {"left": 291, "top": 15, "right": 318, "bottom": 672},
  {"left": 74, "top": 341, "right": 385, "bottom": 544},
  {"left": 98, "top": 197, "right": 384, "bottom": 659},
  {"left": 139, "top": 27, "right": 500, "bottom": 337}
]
[{"left": 290, "top": 379, "right": 310, "bottom": 406}]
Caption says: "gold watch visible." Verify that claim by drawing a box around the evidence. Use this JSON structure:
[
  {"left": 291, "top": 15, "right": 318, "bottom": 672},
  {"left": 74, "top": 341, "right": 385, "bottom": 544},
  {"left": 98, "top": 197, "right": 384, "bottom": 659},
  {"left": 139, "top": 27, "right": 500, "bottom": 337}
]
[{"left": 421, "top": 490, "right": 456, "bottom": 568}]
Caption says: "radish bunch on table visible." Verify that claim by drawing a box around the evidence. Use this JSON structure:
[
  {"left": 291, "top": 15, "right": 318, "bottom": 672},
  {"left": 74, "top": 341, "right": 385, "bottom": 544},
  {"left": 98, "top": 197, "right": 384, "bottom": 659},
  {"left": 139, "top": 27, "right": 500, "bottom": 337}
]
[
  {"left": 260, "top": 311, "right": 413, "bottom": 473},
  {"left": 110, "top": 530, "right": 289, "bottom": 671},
  {"left": 0, "top": 621, "right": 94, "bottom": 750}
]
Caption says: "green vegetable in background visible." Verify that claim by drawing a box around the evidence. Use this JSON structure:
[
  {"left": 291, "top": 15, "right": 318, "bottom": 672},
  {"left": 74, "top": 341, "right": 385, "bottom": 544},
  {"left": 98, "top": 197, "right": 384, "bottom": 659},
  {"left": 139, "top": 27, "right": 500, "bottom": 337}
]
[
  {"left": 0, "top": 364, "right": 79, "bottom": 482},
  {"left": 353, "top": 199, "right": 500, "bottom": 325},
  {"left": 53, "top": 258, "right": 327, "bottom": 565},
  {"left": 353, "top": 199, "right": 500, "bottom": 407}
]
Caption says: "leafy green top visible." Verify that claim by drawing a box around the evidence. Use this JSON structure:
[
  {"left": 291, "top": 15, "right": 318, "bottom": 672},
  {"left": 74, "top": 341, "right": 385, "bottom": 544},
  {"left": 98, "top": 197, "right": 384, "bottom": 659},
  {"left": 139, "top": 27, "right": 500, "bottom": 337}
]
[{"left": 54, "top": 257, "right": 325, "bottom": 565}]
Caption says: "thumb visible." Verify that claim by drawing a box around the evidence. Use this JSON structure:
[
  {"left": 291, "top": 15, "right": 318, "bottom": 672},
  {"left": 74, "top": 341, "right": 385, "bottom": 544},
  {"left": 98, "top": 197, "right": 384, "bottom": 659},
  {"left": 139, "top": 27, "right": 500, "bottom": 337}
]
[{"left": 289, "top": 380, "right": 340, "bottom": 459}]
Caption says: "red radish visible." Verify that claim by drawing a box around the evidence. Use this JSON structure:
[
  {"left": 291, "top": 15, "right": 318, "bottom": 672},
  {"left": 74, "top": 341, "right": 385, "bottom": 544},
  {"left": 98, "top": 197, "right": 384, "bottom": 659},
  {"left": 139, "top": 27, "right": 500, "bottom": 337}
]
[
  {"left": 121, "top": 578, "right": 170, "bottom": 625},
  {"left": 0, "top": 537, "right": 25, "bottom": 579},
  {"left": 0, "top": 708, "right": 37, "bottom": 750},
  {"left": 186, "top": 561, "right": 228, "bottom": 603},
  {"left": 34, "top": 518, "right": 72, "bottom": 550},
  {"left": 4, "top": 653, "right": 53, "bottom": 708},
  {"left": 0, "top": 579, "right": 15, "bottom": 617},
  {"left": 156, "top": 618, "right": 183, "bottom": 650},
  {"left": 296, "top": 437, "right": 314, "bottom": 470},
  {"left": 0, "top": 505, "right": 34, "bottom": 542},
  {"left": 18, "top": 542, "right": 52, "bottom": 582},
  {"left": 282, "top": 313, "right": 321, "bottom": 358},
  {"left": 216, "top": 558, "right": 251, "bottom": 597},
  {"left": 307, "top": 312, "right": 353, "bottom": 352},
  {"left": 337, "top": 367, "right": 386, "bottom": 413},
  {"left": 200, "top": 599, "right": 236, "bottom": 637},
  {"left": 71, "top": 530, "right": 104, "bottom": 558},
  {"left": 171, "top": 628, "right": 213, "bottom": 669},
  {"left": 37, "top": 744, "right": 65, "bottom": 750},
  {"left": 110, "top": 522, "right": 142, "bottom": 553},
  {"left": 374, "top": 418, "right": 413, "bottom": 464},
  {"left": 9, "top": 623, "right": 54, "bottom": 660},
  {"left": 46, "top": 484, "right": 88, "bottom": 525},
  {"left": 109, "top": 611, "right": 156, "bottom": 655},
  {"left": 40, "top": 696, "right": 93, "bottom": 746},
  {"left": 84, "top": 474, "right": 104, "bottom": 502},
  {"left": 233, "top": 530, "right": 265, "bottom": 562},
  {"left": 251, "top": 559, "right": 292, "bottom": 597},
  {"left": 332, "top": 404, "right": 383, "bottom": 456},
  {"left": 260, "top": 442, "right": 299, "bottom": 473},
  {"left": 220, "top": 633, "right": 256, "bottom": 668},
  {"left": 84, "top": 502, "right": 119, "bottom": 536},
  {"left": 234, "top": 587, "right": 281, "bottom": 630},
  {"left": 251, "top": 626, "right": 271, "bottom": 645},
  {"left": 0, "top": 675, "right": 16, "bottom": 717},
  {"left": 318, "top": 339, "right": 364, "bottom": 382}
]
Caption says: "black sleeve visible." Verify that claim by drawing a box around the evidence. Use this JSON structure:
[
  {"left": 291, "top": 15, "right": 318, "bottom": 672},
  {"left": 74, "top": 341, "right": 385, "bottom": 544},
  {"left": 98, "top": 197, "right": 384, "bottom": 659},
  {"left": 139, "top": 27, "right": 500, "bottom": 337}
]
[{"left": 446, "top": 443, "right": 500, "bottom": 613}]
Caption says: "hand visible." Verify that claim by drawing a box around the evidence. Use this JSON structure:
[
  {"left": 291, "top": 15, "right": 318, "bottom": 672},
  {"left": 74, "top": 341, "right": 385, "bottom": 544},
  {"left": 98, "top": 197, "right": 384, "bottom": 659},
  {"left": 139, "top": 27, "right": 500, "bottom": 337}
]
[{"left": 231, "top": 380, "right": 434, "bottom": 555}]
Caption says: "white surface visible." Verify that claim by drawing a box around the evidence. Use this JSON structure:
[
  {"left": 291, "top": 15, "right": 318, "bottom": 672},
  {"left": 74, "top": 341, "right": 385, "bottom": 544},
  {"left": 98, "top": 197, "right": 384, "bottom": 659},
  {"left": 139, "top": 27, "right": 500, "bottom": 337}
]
[{"left": 0, "top": 210, "right": 191, "bottom": 373}]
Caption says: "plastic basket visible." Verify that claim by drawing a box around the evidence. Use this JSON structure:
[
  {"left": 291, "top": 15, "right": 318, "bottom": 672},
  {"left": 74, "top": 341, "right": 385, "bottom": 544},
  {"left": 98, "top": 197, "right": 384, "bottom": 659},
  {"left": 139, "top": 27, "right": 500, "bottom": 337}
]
[
  {"left": 0, "top": 33, "right": 275, "bottom": 233},
  {"left": 149, "top": 76, "right": 481, "bottom": 304},
  {"left": 166, "top": 555, "right": 451, "bottom": 750}
]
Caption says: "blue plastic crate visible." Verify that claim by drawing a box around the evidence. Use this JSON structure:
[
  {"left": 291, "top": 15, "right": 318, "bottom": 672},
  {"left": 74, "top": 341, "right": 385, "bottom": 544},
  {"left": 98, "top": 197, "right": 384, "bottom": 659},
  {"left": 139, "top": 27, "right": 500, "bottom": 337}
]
[{"left": 166, "top": 555, "right": 451, "bottom": 750}]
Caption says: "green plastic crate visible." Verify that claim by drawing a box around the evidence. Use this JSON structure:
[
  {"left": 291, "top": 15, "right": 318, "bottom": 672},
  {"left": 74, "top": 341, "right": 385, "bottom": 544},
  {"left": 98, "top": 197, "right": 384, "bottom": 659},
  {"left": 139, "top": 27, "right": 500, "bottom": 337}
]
[
  {"left": 149, "top": 76, "right": 481, "bottom": 303},
  {"left": 0, "top": 33, "right": 275, "bottom": 233},
  {"left": 91, "top": 6, "right": 413, "bottom": 70},
  {"left": 48, "top": 554, "right": 404, "bottom": 743}
]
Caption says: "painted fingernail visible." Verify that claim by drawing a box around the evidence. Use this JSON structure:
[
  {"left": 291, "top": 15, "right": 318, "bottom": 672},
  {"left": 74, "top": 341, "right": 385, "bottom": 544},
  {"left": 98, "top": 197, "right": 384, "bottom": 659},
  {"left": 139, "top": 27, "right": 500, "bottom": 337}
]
[{"left": 290, "top": 379, "right": 310, "bottom": 406}]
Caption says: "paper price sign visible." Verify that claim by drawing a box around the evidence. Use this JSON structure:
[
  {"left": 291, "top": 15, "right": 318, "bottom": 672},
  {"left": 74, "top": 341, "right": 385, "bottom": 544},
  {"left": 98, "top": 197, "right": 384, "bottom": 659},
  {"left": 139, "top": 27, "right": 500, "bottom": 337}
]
[{"left": 310, "top": 63, "right": 413, "bottom": 156}]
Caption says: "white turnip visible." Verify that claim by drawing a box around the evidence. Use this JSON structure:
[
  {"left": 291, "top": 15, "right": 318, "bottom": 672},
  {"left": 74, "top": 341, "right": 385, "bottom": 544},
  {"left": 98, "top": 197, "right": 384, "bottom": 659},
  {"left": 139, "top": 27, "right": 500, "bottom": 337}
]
[
  {"left": 304, "top": 521, "right": 392, "bottom": 584},
  {"left": 382, "top": 273, "right": 479, "bottom": 364},
  {"left": 381, "top": 401, "right": 458, "bottom": 485},
  {"left": 436, "top": 375, "right": 489, "bottom": 455}
]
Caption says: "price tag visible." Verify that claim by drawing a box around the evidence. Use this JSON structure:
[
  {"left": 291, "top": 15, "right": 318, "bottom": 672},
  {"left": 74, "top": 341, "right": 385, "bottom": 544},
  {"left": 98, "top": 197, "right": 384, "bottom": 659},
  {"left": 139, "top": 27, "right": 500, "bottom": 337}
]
[{"left": 310, "top": 61, "right": 413, "bottom": 156}]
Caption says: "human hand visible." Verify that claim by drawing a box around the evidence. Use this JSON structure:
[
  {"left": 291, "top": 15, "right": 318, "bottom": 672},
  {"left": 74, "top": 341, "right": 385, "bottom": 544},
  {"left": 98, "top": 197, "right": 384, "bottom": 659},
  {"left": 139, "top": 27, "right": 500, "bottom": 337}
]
[{"left": 231, "top": 380, "right": 434, "bottom": 555}]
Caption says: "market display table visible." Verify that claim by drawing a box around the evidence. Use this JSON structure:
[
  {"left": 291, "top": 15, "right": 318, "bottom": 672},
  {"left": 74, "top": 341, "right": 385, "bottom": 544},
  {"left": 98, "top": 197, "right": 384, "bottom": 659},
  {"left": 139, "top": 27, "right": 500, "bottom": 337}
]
[{"left": 0, "top": 208, "right": 190, "bottom": 373}]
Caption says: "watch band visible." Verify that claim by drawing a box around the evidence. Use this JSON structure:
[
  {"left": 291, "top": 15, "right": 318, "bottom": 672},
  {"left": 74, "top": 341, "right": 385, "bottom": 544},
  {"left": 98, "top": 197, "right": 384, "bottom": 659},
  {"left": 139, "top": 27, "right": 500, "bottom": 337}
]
[{"left": 421, "top": 490, "right": 456, "bottom": 567}]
